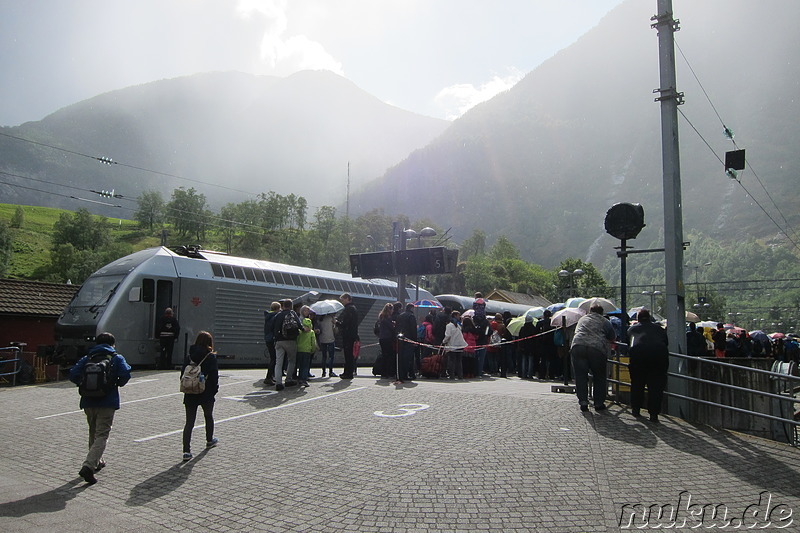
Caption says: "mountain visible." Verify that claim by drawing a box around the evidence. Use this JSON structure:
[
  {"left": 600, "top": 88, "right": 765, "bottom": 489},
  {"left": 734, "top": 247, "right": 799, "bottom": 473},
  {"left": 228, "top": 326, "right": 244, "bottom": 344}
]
[
  {"left": 349, "top": 0, "right": 800, "bottom": 267},
  {"left": 0, "top": 70, "right": 449, "bottom": 211}
]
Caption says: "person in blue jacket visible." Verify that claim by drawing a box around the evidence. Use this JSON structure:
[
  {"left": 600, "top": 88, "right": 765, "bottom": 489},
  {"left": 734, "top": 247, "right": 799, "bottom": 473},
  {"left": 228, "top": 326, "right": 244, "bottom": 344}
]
[
  {"left": 69, "top": 331, "right": 132, "bottom": 485},
  {"left": 182, "top": 330, "right": 220, "bottom": 461}
]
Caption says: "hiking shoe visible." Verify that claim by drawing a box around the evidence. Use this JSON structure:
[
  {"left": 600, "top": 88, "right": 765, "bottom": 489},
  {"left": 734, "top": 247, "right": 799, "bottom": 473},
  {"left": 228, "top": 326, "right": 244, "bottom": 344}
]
[
  {"left": 285, "top": 380, "right": 298, "bottom": 386},
  {"left": 183, "top": 452, "right": 193, "bottom": 462},
  {"left": 206, "top": 438, "right": 219, "bottom": 448},
  {"left": 595, "top": 404, "right": 607, "bottom": 411},
  {"left": 580, "top": 404, "right": 589, "bottom": 412},
  {"left": 329, "top": 372, "right": 337, "bottom": 377},
  {"left": 95, "top": 460, "right": 106, "bottom": 472},
  {"left": 276, "top": 383, "right": 285, "bottom": 391},
  {"left": 264, "top": 378, "right": 275, "bottom": 386},
  {"left": 300, "top": 381, "right": 309, "bottom": 387},
  {"left": 79, "top": 465, "right": 97, "bottom": 485}
]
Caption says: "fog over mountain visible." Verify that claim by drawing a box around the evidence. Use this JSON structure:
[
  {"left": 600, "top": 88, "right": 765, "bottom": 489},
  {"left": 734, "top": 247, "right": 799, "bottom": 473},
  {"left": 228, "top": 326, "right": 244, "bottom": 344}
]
[
  {"left": 350, "top": 0, "right": 800, "bottom": 267},
  {"left": 1, "top": 0, "right": 798, "bottom": 270},
  {"left": 0, "top": 70, "right": 448, "bottom": 211}
]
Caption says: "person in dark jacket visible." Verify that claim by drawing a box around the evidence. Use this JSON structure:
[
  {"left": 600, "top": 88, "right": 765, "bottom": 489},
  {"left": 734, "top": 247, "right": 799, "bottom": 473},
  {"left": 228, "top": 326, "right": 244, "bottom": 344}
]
[
  {"left": 336, "top": 293, "right": 359, "bottom": 379},
  {"left": 263, "top": 301, "right": 281, "bottom": 385},
  {"left": 155, "top": 307, "right": 180, "bottom": 370},
  {"left": 627, "top": 309, "right": 669, "bottom": 423},
  {"left": 182, "top": 330, "right": 220, "bottom": 461},
  {"left": 686, "top": 323, "right": 708, "bottom": 356},
  {"left": 69, "top": 332, "right": 131, "bottom": 485},
  {"left": 396, "top": 302, "right": 418, "bottom": 381}
]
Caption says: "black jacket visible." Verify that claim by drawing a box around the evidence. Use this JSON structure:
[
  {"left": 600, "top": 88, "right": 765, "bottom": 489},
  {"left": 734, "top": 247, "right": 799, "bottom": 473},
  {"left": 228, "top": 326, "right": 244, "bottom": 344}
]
[
  {"left": 182, "top": 345, "right": 219, "bottom": 405},
  {"left": 338, "top": 303, "right": 359, "bottom": 341}
]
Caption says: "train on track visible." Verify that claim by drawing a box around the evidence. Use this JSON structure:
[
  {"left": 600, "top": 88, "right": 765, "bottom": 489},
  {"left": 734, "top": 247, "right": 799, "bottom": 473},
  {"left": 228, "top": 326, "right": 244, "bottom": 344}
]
[{"left": 54, "top": 246, "right": 435, "bottom": 367}]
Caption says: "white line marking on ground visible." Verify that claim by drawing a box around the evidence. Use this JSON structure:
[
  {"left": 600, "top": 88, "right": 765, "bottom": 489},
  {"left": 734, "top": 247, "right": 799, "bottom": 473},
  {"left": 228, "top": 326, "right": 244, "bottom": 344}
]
[
  {"left": 34, "top": 380, "right": 254, "bottom": 420},
  {"left": 134, "top": 386, "right": 367, "bottom": 442},
  {"left": 125, "top": 378, "right": 160, "bottom": 385}
]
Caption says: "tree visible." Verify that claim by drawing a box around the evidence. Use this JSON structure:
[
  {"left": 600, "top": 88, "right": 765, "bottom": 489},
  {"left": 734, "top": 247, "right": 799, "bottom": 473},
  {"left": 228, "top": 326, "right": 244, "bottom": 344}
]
[
  {"left": 490, "top": 235, "right": 521, "bottom": 261},
  {"left": 0, "top": 221, "right": 12, "bottom": 277},
  {"left": 51, "top": 208, "right": 111, "bottom": 251},
  {"left": 556, "top": 258, "right": 612, "bottom": 300},
  {"left": 10, "top": 206, "right": 24, "bottom": 229},
  {"left": 134, "top": 190, "right": 164, "bottom": 231},
  {"left": 460, "top": 230, "right": 486, "bottom": 260},
  {"left": 166, "top": 187, "right": 207, "bottom": 241}
]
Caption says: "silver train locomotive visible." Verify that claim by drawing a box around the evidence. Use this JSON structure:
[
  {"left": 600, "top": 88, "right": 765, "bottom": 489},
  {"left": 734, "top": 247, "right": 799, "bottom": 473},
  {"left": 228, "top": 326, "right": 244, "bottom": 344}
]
[{"left": 54, "top": 246, "right": 436, "bottom": 367}]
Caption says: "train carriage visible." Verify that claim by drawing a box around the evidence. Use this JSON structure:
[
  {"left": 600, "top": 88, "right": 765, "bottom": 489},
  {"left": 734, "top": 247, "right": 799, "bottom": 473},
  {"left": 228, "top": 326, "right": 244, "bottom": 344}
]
[{"left": 55, "top": 246, "right": 436, "bottom": 367}]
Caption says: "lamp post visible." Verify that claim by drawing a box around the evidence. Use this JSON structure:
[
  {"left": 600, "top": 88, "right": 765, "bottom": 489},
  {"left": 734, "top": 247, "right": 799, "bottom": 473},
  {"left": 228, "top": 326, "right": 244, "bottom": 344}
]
[
  {"left": 397, "top": 226, "right": 437, "bottom": 305},
  {"left": 413, "top": 227, "right": 437, "bottom": 303},
  {"left": 693, "top": 302, "right": 711, "bottom": 320},
  {"left": 642, "top": 290, "right": 662, "bottom": 313},
  {"left": 686, "top": 261, "right": 712, "bottom": 301},
  {"left": 558, "top": 268, "right": 584, "bottom": 298}
]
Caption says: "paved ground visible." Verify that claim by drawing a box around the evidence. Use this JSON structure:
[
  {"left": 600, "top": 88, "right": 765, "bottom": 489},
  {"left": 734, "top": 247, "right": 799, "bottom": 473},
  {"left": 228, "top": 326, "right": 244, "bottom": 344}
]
[{"left": 1, "top": 368, "right": 798, "bottom": 532}]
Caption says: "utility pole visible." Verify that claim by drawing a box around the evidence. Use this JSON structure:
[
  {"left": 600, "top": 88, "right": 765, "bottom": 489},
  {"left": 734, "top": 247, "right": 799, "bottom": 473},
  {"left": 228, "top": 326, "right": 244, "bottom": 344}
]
[{"left": 653, "top": 0, "right": 687, "bottom": 416}]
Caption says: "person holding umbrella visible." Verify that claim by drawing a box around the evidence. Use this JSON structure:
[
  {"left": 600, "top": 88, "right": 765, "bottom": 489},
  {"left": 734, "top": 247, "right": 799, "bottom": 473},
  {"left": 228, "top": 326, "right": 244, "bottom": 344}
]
[{"left": 627, "top": 309, "right": 669, "bottom": 423}]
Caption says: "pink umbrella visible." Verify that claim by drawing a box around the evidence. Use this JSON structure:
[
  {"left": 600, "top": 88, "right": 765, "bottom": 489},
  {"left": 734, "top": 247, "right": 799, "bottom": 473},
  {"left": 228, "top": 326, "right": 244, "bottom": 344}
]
[
  {"left": 550, "top": 307, "right": 586, "bottom": 328},
  {"left": 770, "top": 332, "right": 786, "bottom": 339}
]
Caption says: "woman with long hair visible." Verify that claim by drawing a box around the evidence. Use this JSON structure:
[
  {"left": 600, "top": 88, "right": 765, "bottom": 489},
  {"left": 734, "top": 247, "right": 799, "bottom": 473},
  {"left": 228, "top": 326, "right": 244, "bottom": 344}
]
[
  {"left": 377, "top": 302, "right": 397, "bottom": 378},
  {"left": 182, "top": 330, "right": 219, "bottom": 461}
]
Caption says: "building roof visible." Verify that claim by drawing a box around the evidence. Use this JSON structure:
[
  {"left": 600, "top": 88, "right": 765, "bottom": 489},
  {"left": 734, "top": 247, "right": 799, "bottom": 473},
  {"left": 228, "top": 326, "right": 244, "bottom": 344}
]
[
  {"left": 0, "top": 279, "right": 79, "bottom": 317},
  {"left": 484, "top": 289, "right": 552, "bottom": 309}
]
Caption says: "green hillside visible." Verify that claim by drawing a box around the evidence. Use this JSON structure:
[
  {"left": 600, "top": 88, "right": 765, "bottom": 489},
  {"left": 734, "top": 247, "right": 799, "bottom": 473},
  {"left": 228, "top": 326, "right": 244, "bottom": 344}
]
[{"left": 0, "top": 204, "right": 158, "bottom": 280}]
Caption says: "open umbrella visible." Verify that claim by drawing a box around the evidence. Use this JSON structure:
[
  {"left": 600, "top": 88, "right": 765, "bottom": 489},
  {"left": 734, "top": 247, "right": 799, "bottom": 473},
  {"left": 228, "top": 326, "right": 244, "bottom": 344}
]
[
  {"left": 697, "top": 320, "right": 718, "bottom": 330},
  {"left": 550, "top": 307, "right": 586, "bottom": 328},
  {"left": 507, "top": 315, "right": 535, "bottom": 336},
  {"left": 309, "top": 299, "right": 344, "bottom": 316},
  {"left": 413, "top": 299, "right": 443, "bottom": 308},
  {"left": 565, "top": 297, "right": 587, "bottom": 308},
  {"left": 749, "top": 330, "right": 770, "bottom": 344},
  {"left": 685, "top": 311, "right": 701, "bottom": 323},
  {"left": 523, "top": 306, "right": 545, "bottom": 320},
  {"left": 628, "top": 306, "right": 645, "bottom": 319},
  {"left": 547, "top": 302, "right": 566, "bottom": 313},
  {"left": 578, "top": 297, "right": 617, "bottom": 314},
  {"left": 770, "top": 332, "right": 786, "bottom": 339},
  {"left": 461, "top": 309, "right": 475, "bottom": 318}
]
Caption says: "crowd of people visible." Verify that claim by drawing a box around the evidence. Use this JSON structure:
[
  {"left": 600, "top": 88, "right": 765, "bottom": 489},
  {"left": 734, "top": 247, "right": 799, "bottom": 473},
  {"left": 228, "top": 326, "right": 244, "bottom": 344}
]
[{"left": 68, "top": 289, "right": 795, "bottom": 485}]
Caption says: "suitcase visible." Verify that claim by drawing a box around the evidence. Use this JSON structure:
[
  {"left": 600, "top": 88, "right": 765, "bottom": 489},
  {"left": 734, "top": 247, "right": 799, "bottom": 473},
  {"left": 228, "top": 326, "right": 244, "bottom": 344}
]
[{"left": 420, "top": 349, "right": 445, "bottom": 378}]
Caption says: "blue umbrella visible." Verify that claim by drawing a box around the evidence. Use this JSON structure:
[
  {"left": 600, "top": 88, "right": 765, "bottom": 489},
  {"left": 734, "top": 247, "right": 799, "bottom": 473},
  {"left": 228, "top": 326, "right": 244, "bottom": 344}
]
[
  {"left": 413, "top": 299, "right": 443, "bottom": 308},
  {"left": 547, "top": 302, "right": 566, "bottom": 313}
]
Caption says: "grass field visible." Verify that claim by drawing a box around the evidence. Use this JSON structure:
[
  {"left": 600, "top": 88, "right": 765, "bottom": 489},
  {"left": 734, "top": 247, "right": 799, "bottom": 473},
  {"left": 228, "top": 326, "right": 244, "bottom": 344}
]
[{"left": 0, "top": 204, "right": 159, "bottom": 280}]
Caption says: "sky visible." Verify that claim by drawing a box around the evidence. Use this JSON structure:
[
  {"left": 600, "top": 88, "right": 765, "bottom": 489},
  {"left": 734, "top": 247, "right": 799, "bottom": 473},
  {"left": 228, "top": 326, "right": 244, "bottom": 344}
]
[{"left": 0, "top": 0, "right": 623, "bottom": 127}]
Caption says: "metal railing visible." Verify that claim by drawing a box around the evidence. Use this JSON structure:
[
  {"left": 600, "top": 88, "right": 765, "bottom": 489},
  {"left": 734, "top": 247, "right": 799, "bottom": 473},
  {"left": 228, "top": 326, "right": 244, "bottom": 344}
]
[
  {"left": 0, "top": 346, "right": 23, "bottom": 387},
  {"left": 607, "top": 345, "right": 799, "bottom": 446}
]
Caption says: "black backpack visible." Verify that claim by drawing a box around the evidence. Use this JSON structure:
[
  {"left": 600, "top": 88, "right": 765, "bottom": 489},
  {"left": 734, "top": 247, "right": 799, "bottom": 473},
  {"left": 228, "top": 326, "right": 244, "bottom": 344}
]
[
  {"left": 281, "top": 311, "right": 301, "bottom": 340},
  {"left": 79, "top": 353, "right": 114, "bottom": 398}
]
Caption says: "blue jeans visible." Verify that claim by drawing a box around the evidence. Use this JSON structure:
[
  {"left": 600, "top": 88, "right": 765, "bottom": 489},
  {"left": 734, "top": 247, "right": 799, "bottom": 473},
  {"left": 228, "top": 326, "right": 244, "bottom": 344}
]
[
  {"left": 297, "top": 351, "right": 311, "bottom": 382},
  {"left": 475, "top": 347, "right": 487, "bottom": 376},
  {"left": 571, "top": 344, "right": 608, "bottom": 407},
  {"left": 320, "top": 342, "right": 335, "bottom": 373}
]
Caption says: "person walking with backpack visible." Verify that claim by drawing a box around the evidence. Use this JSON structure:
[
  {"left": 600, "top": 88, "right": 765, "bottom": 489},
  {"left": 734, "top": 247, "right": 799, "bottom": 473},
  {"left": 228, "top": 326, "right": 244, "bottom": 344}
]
[
  {"left": 182, "top": 331, "right": 219, "bottom": 461},
  {"left": 69, "top": 332, "right": 131, "bottom": 485},
  {"left": 272, "top": 298, "right": 301, "bottom": 391}
]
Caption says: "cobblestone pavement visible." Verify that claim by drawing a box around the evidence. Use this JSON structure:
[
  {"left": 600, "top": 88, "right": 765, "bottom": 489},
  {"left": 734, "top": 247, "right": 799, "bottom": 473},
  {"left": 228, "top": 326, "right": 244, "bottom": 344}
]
[{"left": 1, "top": 369, "right": 798, "bottom": 532}]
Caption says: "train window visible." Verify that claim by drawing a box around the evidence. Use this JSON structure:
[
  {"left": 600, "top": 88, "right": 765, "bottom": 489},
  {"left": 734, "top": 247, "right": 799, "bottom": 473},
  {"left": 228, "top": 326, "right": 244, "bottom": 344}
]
[
  {"left": 323, "top": 278, "right": 335, "bottom": 291},
  {"left": 380, "top": 286, "right": 392, "bottom": 297},
  {"left": 262, "top": 270, "right": 275, "bottom": 283},
  {"left": 232, "top": 266, "right": 245, "bottom": 280},
  {"left": 298, "top": 274, "right": 311, "bottom": 288},
  {"left": 244, "top": 268, "right": 256, "bottom": 281},
  {"left": 254, "top": 269, "right": 266, "bottom": 282},
  {"left": 290, "top": 274, "right": 302, "bottom": 286},
  {"left": 332, "top": 279, "right": 344, "bottom": 292},
  {"left": 221, "top": 264, "right": 234, "bottom": 278},
  {"left": 306, "top": 276, "right": 319, "bottom": 289},
  {"left": 211, "top": 263, "right": 224, "bottom": 277},
  {"left": 142, "top": 278, "right": 155, "bottom": 303},
  {"left": 273, "top": 272, "right": 286, "bottom": 285}
]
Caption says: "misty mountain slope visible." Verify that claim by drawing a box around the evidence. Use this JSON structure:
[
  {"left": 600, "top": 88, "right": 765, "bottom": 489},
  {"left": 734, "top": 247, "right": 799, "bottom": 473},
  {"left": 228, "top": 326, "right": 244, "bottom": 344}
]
[
  {"left": 0, "top": 70, "right": 449, "bottom": 210},
  {"left": 350, "top": 0, "right": 800, "bottom": 267}
]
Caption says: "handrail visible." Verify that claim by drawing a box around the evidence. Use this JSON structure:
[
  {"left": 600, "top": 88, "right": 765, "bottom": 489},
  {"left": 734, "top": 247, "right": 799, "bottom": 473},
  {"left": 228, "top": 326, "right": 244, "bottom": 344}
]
[
  {"left": 607, "top": 346, "right": 800, "bottom": 444},
  {"left": 0, "top": 346, "right": 23, "bottom": 387}
]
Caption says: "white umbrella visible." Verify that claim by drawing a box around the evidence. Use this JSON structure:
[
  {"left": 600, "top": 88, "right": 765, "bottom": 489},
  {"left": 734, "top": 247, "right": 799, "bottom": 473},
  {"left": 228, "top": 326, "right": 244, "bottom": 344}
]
[
  {"left": 523, "top": 306, "right": 545, "bottom": 320},
  {"left": 550, "top": 307, "right": 586, "bottom": 328},
  {"left": 309, "top": 299, "right": 344, "bottom": 316},
  {"left": 565, "top": 297, "right": 587, "bottom": 308},
  {"left": 578, "top": 297, "right": 617, "bottom": 314}
]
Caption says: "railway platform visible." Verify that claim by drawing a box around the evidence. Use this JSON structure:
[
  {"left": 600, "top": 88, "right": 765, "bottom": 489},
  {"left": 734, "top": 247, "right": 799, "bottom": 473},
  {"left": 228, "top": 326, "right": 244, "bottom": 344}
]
[{"left": 1, "top": 369, "right": 798, "bottom": 531}]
